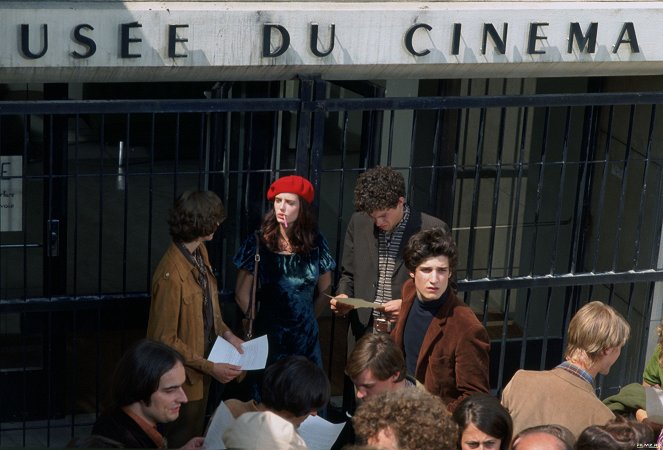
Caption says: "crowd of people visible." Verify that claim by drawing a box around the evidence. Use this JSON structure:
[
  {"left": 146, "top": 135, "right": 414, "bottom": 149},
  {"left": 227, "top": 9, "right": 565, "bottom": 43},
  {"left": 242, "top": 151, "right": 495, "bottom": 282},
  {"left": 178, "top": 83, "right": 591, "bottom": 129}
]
[{"left": 72, "top": 166, "right": 661, "bottom": 449}]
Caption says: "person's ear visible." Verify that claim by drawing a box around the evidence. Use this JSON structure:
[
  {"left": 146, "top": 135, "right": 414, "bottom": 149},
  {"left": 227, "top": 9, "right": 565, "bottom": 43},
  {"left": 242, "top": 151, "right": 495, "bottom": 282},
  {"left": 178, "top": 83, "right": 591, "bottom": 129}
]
[{"left": 409, "top": 271, "right": 414, "bottom": 279}]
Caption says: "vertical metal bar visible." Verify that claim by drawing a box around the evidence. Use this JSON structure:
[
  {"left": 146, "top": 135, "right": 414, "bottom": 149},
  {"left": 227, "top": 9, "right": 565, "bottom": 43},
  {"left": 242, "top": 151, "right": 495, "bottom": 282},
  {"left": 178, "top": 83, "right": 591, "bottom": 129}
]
[
  {"left": 386, "top": 110, "right": 395, "bottom": 165},
  {"left": 550, "top": 106, "right": 572, "bottom": 275},
  {"left": 456, "top": 80, "right": 473, "bottom": 243},
  {"left": 22, "top": 114, "right": 29, "bottom": 300},
  {"left": 496, "top": 288, "right": 512, "bottom": 392},
  {"left": 507, "top": 106, "right": 529, "bottom": 277},
  {"left": 650, "top": 155, "right": 663, "bottom": 271},
  {"left": 122, "top": 114, "right": 131, "bottom": 294},
  {"left": 70, "top": 114, "right": 81, "bottom": 439},
  {"left": 634, "top": 105, "right": 657, "bottom": 269},
  {"left": 486, "top": 106, "right": 507, "bottom": 277},
  {"left": 46, "top": 310, "right": 52, "bottom": 446},
  {"left": 174, "top": 113, "right": 181, "bottom": 200},
  {"left": 611, "top": 105, "right": 636, "bottom": 271},
  {"left": 518, "top": 287, "right": 533, "bottom": 370},
  {"left": 406, "top": 110, "right": 418, "bottom": 198},
  {"left": 591, "top": 106, "right": 615, "bottom": 272},
  {"left": 147, "top": 113, "right": 156, "bottom": 290},
  {"left": 449, "top": 106, "right": 463, "bottom": 234},
  {"left": 97, "top": 115, "right": 105, "bottom": 295},
  {"left": 45, "top": 112, "right": 54, "bottom": 297},
  {"left": 295, "top": 79, "right": 313, "bottom": 175},
  {"left": 310, "top": 80, "right": 327, "bottom": 209},
  {"left": 539, "top": 286, "right": 554, "bottom": 369},
  {"left": 568, "top": 104, "right": 597, "bottom": 274},
  {"left": 428, "top": 108, "right": 443, "bottom": 212},
  {"left": 465, "top": 106, "right": 487, "bottom": 280},
  {"left": 199, "top": 112, "right": 207, "bottom": 189},
  {"left": 528, "top": 107, "right": 550, "bottom": 275}
]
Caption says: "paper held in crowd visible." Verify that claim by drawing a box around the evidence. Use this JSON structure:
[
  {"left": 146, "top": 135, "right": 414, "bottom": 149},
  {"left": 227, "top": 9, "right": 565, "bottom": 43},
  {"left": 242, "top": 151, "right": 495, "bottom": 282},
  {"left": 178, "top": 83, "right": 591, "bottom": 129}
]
[
  {"left": 208, "top": 334, "right": 268, "bottom": 370},
  {"left": 645, "top": 386, "right": 663, "bottom": 423},
  {"left": 203, "top": 402, "right": 233, "bottom": 450},
  {"left": 298, "top": 415, "right": 346, "bottom": 450},
  {"left": 329, "top": 295, "right": 376, "bottom": 309}
]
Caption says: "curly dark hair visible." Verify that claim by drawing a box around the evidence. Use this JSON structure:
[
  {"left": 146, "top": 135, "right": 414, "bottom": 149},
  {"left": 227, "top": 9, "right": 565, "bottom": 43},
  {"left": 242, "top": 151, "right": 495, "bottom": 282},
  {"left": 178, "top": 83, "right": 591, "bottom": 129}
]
[
  {"left": 353, "top": 166, "right": 406, "bottom": 213},
  {"left": 168, "top": 190, "right": 225, "bottom": 243},
  {"left": 261, "top": 195, "right": 318, "bottom": 254},
  {"left": 403, "top": 227, "right": 457, "bottom": 273},
  {"left": 353, "top": 388, "right": 458, "bottom": 450}
]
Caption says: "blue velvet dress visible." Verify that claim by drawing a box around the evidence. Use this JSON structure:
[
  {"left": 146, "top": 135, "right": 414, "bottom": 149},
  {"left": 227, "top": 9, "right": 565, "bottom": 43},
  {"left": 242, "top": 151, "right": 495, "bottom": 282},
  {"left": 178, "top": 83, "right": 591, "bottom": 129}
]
[{"left": 234, "top": 232, "right": 336, "bottom": 367}]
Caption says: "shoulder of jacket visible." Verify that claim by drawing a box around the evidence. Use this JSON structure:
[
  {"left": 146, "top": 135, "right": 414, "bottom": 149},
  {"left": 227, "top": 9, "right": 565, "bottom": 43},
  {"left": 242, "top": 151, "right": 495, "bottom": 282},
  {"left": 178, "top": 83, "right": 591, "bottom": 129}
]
[
  {"left": 153, "top": 247, "right": 188, "bottom": 282},
  {"left": 350, "top": 211, "right": 372, "bottom": 225},
  {"left": 420, "top": 212, "right": 448, "bottom": 229}
]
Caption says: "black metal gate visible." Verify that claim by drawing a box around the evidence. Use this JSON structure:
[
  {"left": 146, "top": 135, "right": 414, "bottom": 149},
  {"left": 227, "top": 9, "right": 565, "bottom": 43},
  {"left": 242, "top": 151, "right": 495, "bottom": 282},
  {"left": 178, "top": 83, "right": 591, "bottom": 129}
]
[{"left": 1, "top": 79, "right": 663, "bottom": 446}]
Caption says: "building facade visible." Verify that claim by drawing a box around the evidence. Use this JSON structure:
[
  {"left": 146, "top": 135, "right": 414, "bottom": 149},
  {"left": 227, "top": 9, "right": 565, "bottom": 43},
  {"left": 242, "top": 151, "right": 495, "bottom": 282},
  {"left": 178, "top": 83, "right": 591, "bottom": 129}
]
[{"left": 1, "top": 1, "right": 663, "bottom": 446}]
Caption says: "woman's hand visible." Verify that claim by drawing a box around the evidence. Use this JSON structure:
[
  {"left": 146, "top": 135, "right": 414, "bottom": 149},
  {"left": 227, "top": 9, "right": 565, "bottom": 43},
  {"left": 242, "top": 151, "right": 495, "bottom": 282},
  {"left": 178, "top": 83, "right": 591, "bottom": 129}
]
[
  {"left": 636, "top": 408, "right": 649, "bottom": 422},
  {"left": 211, "top": 362, "right": 243, "bottom": 383}
]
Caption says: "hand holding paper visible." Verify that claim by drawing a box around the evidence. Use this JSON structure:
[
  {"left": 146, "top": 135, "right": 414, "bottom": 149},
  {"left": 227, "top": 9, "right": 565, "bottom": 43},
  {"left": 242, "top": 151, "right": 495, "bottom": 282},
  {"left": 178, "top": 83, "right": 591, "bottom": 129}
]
[
  {"left": 328, "top": 293, "right": 376, "bottom": 309},
  {"left": 645, "top": 385, "right": 663, "bottom": 423},
  {"left": 208, "top": 335, "right": 269, "bottom": 370}
]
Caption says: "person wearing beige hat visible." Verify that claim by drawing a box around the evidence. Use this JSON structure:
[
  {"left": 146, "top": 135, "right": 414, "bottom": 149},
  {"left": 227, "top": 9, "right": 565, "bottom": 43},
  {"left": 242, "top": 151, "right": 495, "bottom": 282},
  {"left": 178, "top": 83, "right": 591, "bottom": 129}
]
[{"left": 223, "top": 411, "right": 308, "bottom": 450}]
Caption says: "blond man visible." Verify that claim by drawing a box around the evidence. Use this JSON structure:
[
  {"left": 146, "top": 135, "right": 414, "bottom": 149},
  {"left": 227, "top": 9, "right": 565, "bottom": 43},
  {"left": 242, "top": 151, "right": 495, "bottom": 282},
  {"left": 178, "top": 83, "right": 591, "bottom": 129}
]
[{"left": 501, "top": 301, "right": 630, "bottom": 438}]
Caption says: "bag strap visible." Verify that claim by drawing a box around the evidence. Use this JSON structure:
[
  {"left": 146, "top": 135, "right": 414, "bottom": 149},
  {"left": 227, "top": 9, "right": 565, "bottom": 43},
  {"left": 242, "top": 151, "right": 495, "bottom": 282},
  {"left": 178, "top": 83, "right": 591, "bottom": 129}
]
[{"left": 245, "top": 232, "right": 260, "bottom": 339}]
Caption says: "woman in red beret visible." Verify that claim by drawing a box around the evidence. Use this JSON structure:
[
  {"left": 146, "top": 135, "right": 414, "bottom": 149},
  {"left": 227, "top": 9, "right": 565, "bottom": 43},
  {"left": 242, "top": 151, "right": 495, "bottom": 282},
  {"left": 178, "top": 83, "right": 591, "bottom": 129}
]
[{"left": 233, "top": 175, "right": 335, "bottom": 391}]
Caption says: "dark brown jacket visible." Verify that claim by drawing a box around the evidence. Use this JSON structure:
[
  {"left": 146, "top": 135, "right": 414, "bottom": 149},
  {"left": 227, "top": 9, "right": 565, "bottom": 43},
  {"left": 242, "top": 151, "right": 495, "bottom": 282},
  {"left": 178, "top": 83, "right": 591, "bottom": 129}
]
[
  {"left": 392, "top": 279, "right": 490, "bottom": 412},
  {"left": 336, "top": 210, "right": 447, "bottom": 343}
]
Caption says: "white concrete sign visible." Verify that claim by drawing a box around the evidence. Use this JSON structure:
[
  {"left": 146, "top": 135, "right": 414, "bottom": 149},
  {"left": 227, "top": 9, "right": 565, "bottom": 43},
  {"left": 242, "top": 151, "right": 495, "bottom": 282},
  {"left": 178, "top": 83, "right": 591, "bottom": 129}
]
[
  {"left": 0, "top": 2, "right": 662, "bottom": 81},
  {"left": 0, "top": 156, "right": 23, "bottom": 232}
]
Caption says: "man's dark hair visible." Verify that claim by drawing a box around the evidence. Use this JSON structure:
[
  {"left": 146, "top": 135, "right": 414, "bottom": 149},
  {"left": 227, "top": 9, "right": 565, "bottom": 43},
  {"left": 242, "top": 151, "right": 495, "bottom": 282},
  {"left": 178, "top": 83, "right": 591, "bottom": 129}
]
[
  {"left": 403, "top": 227, "right": 457, "bottom": 272},
  {"left": 453, "top": 394, "right": 512, "bottom": 450},
  {"left": 574, "top": 416, "right": 653, "bottom": 450},
  {"left": 110, "top": 339, "right": 185, "bottom": 408},
  {"left": 168, "top": 190, "right": 225, "bottom": 242},
  {"left": 345, "top": 333, "right": 406, "bottom": 382},
  {"left": 353, "top": 166, "right": 406, "bottom": 213},
  {"left": 261, "top": 355, "right": 330, "bottom": 417}
]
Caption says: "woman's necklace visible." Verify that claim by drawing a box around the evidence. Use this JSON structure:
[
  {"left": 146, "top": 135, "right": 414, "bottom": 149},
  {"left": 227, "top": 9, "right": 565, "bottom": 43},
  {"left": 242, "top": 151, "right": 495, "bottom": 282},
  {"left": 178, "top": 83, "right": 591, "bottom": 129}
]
[{"left": 279, "top": 230, "right": 294, "bottom": 253}]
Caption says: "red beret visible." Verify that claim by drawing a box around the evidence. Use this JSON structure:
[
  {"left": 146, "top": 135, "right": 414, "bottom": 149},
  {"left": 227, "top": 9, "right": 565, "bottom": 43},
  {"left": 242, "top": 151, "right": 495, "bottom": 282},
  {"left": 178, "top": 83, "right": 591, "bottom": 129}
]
[{"left": 267, "top": 175, "right": 315, "bottom": 204}]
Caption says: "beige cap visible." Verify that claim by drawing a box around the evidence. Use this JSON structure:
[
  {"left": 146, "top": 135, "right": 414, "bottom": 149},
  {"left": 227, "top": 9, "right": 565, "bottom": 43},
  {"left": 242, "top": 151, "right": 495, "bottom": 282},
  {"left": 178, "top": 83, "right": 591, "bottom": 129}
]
[{"left": 223, "top": 411, "right": 307, "bottom": 450}]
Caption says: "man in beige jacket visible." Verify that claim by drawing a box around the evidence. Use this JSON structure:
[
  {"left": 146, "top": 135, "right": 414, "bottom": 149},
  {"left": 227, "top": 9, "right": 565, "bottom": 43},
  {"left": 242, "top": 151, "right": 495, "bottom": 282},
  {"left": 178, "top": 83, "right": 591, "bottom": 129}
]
[{"left": 501, "top": 301, "right": 630, "bottom": 438}]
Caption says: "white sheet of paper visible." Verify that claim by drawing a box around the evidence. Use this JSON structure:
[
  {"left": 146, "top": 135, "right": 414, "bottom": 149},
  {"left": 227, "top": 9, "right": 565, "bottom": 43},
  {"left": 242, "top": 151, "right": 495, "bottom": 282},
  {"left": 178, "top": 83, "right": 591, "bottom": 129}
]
[
  {"left": 645, "top": 386, "right": 663, "bottom": 423},
  {"left": 297, "top": 415, "right": 346, "bottom": 450},
  {"left": 203, "top": 402, "right": 234, "bottom": 449},
  {"left": 208, "top": 335, "right": 268, "bottom": 370}
]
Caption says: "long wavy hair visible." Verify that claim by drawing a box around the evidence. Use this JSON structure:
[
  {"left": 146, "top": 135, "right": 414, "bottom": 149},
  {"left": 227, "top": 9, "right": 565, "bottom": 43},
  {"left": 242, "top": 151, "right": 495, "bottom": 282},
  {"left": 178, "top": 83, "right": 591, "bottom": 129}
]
[{"left": 261, "top": 195, "right": 317, "bottom": 253}]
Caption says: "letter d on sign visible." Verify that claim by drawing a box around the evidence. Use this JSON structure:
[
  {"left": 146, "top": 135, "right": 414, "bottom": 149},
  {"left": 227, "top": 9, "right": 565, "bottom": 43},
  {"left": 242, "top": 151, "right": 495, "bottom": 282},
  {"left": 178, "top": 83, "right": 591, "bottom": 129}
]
[{"left": 263, "top": 24, "right": 290, "bottom": 57}]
